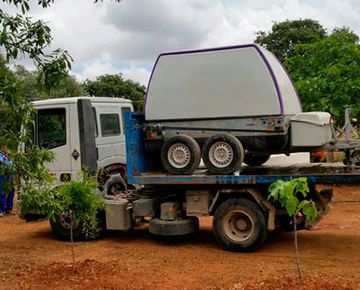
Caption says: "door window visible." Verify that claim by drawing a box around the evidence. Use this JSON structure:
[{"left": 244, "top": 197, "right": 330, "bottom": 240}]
[
  {"left": 100, "top": 113, "right": 120, "bottom": 136},
  {"left": 37, "top": 108, "right": 66, "bottom": 149}
]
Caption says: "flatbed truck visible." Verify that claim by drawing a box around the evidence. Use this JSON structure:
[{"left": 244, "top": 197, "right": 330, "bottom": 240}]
[
  {"left": 28, "top": 42, "right": 360, "bottom": 251},
  {"left": 77, "top": 112, "right": 359, "bottom": 252}
]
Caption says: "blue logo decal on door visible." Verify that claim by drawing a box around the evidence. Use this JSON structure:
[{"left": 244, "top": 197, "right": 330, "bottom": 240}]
[{"left": 72, "top": 148, "right": 80, "bottom": 161}]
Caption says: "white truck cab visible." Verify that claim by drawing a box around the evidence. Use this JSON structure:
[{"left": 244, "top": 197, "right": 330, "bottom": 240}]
[{"left": 32, "top": 97, "right": 133, "bottom": 189}]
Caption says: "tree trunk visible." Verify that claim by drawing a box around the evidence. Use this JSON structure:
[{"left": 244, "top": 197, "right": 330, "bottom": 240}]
[
  {"left": 293, "top": 215, "right": 302, "bottom": 279},
  {"left": 70, "top": 210, "right": 76, "bottom": 273}
]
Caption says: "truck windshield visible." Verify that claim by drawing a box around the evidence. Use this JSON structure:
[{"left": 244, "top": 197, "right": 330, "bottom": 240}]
[{"left": 36, "top": 108, "right": 66, "bottom": 149}]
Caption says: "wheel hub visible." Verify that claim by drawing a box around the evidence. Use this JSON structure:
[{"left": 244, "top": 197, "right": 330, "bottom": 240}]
[
  {"left": 236, "top": 219, "right": 248, "bottom": 231},
  {"left": 59, "top": 212, "right": 80, "bottom": 230},
  {"left": 209, "top": 141, "right": 233, "bottom": 168},
  {"left": 223, "top": 210, "right": 254, "bottom": 242},
  {"left": 168, "top": 143, "right": 191, "bottom": 168}
]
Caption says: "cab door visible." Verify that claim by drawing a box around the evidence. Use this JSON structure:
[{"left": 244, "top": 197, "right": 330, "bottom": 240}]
[
  {"left": 36, "top": 105, "right": 72, "bottom": 182},
  {"left": 94, "top": 105, "right": 124, "bottom": 169}
]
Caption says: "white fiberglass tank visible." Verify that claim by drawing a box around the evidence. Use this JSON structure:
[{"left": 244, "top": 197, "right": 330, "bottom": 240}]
[{"left": 145, "top": 44, "right": 301, "bottom": 121}]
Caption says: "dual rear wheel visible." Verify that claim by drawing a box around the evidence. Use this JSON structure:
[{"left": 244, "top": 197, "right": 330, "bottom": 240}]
[
  {"left": 161, "top": 134, "right": 201, "bottom": 175},
  {"left": 202, "top": 134, "right": 244, "bottom": 174},
  {"left": 161, "top": 133, "right": 248, "bottom": 175}
]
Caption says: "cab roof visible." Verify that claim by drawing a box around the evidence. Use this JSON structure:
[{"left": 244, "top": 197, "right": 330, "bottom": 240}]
[{"left": 33, "top": 96, "right": 132, "bottom": 106}]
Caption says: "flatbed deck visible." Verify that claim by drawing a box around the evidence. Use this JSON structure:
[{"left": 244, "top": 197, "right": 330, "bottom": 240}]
[
  {"left": 125, "top": 112, "right": 360, "bottom": 186},
  {"left": 128, "top": 163, "right": 360, "bottom": 185}
]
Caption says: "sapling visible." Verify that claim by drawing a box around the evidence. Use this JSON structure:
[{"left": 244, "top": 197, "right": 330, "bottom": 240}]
[
  {"left": 21, "top": 170, "right": 104, "bottom": 272},
  {"left": 55, "top": 171, "right": 104, "bottom": 272},
  {"left": 268, "top": 177, "right": 318, "bottom": 279}
]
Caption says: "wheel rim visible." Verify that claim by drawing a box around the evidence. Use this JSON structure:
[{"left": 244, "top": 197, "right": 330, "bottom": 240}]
[
  {"left": 167, "top": 142, "right": 191, "bottom": 168},
  {"left": 223, "top": 210, "right": 255, "bottom": 243},
  {"left": 59, "top": 212, "right": 80, "bottom": 230},
  {"left": 208, "top": 141, "right": 233, "bottom": 168}
]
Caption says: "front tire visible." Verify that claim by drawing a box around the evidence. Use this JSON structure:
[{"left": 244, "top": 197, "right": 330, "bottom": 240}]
[
  {"left": 50, "top": 210, "right": 105, "bottom": 241},
  {"left": 212, "top": 198, "right": 267, "bottom": 252}
]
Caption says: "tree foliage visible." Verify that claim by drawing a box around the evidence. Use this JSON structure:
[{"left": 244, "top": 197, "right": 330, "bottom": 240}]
[
  {"left": 0, "top": 0, "right": 73, "bottom": 150},
  {"left": 255, "top": 19, "right": 326, "bottom": 63},
  {"left": 20, "top": 170, "right": 104, "bottom": 236},
  {"left": 57, "top": 173, "right": 104, "bottom": 235},
  {"left": 268, "top": 177, "right": 317, "bottom": 279},
  {"left": 0, "top": 0, "right": 72, "bottom": 89},
  {"left": 85, "top": 74, "right": 146, "bottom": 111},
  {"left": 0, "top": 0, "right": 110, "bottom": 231},
  {"left": 256, "top": 19, "right": 360, "bottom": 127},
  {"left": 14, "top": 65, "right": 85, "bottom": 101},
  {"left": 0, "top": 55, "right": 34, "bottom": 152},
  {"left": 0, "top": 55, "right": 56, "bottom": 214},
  {"left": 268, "top": 177, "right": 317, "bottom": 220},
  {"left": 285, "top": 28, "right": 360, "bottom": 125}
]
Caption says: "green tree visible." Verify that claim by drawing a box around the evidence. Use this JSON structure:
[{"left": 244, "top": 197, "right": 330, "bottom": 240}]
[
  {"left": 285, "top": 28, "right": 360, "bottom": 126},
  {"left": 12, "top": 65, "right": 47, "bottom": 100},
  {"left": 0, "top": 0, "right": 72, "bottom": 89},
  {"left": 0, "top": 55, "right": 34, "bottom": 152},
  {"left": 0, "top": 0, "right": 118, "bottom": 247},
  {"left": 85, "top": 74, "right": 146, "bottom": 111},
  {"left": 255, "top": 19, "right": 326, "bottom": 63},
  {"left": 0, "top": 55, "right": 54, "bottom": 222},
  {"left": 20, "top": 170, "right": 104, "bottom": 272},
  {"left": 14, "top": 65, "right": 85, "bottom": 101},
  {"left": 268, "top": 178, "right": 317, "bottom": 279},
  {"left": 0, "top": 0, "right": 72, "bottom": 152}
]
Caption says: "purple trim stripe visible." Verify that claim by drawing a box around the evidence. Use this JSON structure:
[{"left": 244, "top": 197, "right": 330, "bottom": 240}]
[
  {"left": 253, "top": 45, "right": 284, "bottom": 115},
  {"left": 271, "top": 53, "right": 303, "bottom": 112}
]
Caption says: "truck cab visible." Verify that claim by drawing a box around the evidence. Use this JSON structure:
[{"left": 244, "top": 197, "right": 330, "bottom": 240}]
[{"left": 32, "top": 97, "right": 133, "bottom": 189}]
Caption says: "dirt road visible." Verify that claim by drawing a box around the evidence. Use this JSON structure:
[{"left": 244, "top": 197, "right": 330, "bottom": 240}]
[{"left": 1, "top": 185, "right": 360, "bottom": 289}]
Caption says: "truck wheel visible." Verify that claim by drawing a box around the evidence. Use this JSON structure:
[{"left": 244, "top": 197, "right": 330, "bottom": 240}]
[
  {"left": 243, "top": 153, "right": 271, "bottom": 166},
  {"left": 213, "top": 198, "right": 267, "bottom": 252},
  {"left": 202, "top": 134, "right": 244, "bottom": 174},
  {"left": 161, "top": 135, "right": 201, "bottom": 175},
  {"left": 103, "top": 173, "right": 127, "bottom": 196},
  {"left": 50, "top": 210, "right": 105, "bottom": 241}
]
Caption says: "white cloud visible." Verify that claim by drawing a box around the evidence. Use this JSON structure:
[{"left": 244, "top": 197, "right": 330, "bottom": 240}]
[
  {"left": 74, "top": 61, "right": 120, "bottom": 81},
  {"left": 122, "top": 66, "right": 151, "bottom": 86},
  {"left": 4, "top": 0, "right": 360, "bottom": 87}
]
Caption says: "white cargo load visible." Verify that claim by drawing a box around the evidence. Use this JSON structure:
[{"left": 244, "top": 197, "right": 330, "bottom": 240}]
[
  {"left": 142, "top": 44, "right": 344, "bottom": 175},
  {"left": 145, "top": 44, "right": 301, "bottom": 121},
  {"left": 291, "top": 112, "right": 333, "bottom": 147}
]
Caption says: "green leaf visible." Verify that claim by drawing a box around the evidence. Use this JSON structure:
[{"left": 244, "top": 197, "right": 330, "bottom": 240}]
[
  {"left": 297, "top": 200, "right": 311, "bottom": 214},
  {"left": 285, "top": 195, "right": 298, "bottom": 217},
  {"left": 302, "top": 201, "right": 318, "bottom": 221},
  {"left": 268, "top": 177, "right": 318, "bottom": 221},
  {"left": 268, "top": 180, "right": 284, "bottom": 200}
]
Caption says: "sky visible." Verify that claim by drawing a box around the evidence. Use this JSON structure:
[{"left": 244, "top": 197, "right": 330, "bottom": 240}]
[{"left": 2, "top": 0, "right": 360, "bottom": 86}]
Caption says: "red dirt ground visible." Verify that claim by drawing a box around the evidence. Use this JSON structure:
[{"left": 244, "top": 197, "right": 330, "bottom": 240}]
[{"left": 1, "top": 185, "right": 360, "bottom": 289}]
